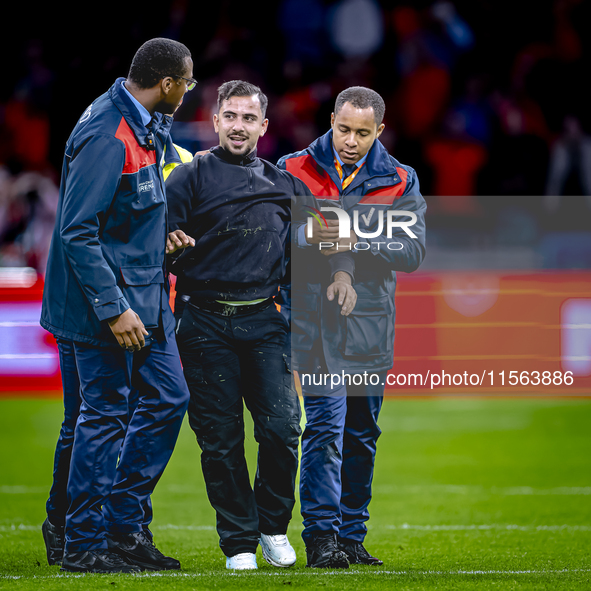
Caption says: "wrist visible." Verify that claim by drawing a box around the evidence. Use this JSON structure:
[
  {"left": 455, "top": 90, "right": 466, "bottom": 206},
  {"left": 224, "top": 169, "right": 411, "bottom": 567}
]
[{"left": 333, "top": 271, "right": 352, "bottom": 285}]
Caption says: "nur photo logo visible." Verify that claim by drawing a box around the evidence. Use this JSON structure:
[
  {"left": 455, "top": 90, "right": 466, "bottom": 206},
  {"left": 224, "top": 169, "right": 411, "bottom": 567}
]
[{"left": 304, "top": 206, "right": 419, "bottom": 251}]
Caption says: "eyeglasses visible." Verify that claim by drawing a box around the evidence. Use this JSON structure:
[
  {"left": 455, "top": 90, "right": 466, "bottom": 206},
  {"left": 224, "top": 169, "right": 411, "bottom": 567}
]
[
  {"left": 164, "top": 75, "right": 197, "bottom": 91},
  {"left": 177, "top": 76, "right": 197, "bottom": 91}
]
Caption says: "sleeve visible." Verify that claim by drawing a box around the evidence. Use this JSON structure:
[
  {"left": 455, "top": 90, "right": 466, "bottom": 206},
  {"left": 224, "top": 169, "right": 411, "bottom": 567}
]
[
  {"left": 355, "top": 166, "right": 426, "bottom": 273},
  {"left": 296, "top": 223, "right": 310, "bottom": 247},
  {"left": 165, "top": 160, "right": 197, "bottom": 233},
  {"left": 162, "top": 141, "right": 193, "bottom": 181},
  {"left": 60, "top": 134, "right": 129, "bottom": 321},
  {"left": 165, "top": 158, "right": 199, "bottom": 271},
  {"left": 290, "top": 175, "right": 356, "bottom": 281},
  {"left": 276, "top": 153, "right": 289, "bottom": 171}
]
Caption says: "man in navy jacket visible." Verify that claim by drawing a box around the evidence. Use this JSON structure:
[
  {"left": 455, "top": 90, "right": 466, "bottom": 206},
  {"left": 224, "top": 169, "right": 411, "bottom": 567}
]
[
  {"left": 278, "top": 87, "right": 427, "bottom": 568},
  {"left": 40, "top": 38, "right": 195, "bottom": 574}
]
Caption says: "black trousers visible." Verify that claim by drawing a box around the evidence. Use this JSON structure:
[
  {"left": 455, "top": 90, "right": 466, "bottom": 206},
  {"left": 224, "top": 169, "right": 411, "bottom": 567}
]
[{"left": 174, "top": 298, "right": 301, "bottom": 556}]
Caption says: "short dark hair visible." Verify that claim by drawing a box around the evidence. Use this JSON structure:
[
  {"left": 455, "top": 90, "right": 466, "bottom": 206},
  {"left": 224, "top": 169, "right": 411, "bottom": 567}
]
[
  {"left": 334, "top": 87, "right": 385, "bottom": 125},
  {"left": 128, "top": 38, "right": 191, "bottom": 89},
  {"left": 217, "top": 80, "right": 268, "bottom": 118}
]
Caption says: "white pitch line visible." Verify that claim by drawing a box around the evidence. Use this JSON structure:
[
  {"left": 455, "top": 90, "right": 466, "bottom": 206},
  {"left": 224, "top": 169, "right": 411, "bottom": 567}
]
[
  {"left": 153, "top": 524, "right": 215, "bottom": 531},
  {"left": 374, "top": 485, "right": 591, "bottom": 496},
  {"left": 0, "top": 486, "right": 47, "bottom": 494},
  {"left": 4, "top": 484, "right": 591, "bottom": 496},
  {"left": 2, "top": 568, "right": 591, "bottom": 580},
  {"left": 2, "top": 522, "right": 590, "bottom": 534},
  {"left": 385, "top": 524, "right": 591, "bottom": 532}
]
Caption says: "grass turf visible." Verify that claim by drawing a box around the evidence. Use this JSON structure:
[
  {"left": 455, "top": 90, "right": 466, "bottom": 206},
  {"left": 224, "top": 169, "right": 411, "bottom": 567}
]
[{"left": 0, "top": 396, "right": 590, "bottom": 590}]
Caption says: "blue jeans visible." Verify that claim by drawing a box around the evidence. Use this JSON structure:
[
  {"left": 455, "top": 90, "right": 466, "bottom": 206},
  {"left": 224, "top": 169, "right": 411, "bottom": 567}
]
[
  {"left": 46, "top": 338, "right": 81, "bottom": 528},
  {"left": 299, "top": 375, "right": 385, "bottom": 544},
  {"left": 46, "top": 340, "right": 152, "bottom": 531},
  {"left": 64, "top": 333, "right": 189, "bottom": 552}
]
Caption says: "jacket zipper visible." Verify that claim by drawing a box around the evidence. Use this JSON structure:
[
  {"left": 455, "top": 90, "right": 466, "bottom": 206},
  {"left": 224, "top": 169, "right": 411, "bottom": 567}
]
[{"left": 246, "top": 167, "right": 253, "bottom": 192}]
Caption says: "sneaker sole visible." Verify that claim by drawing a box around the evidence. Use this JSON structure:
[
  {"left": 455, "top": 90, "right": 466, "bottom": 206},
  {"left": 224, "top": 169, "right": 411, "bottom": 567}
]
[
  {"left": 119, "top": 558, "right": 180, "bottom": 572},
  {"left": 306, "top": 554, "right": 349, "bottom": 569},
  {"left": 347, "top": 558, "right": 384, "bottom": 566},
  {"left": 126, "top": 561, "right": 180, "bottom": 572},
  {"left": 261, "top": 547, "right": 296, "bottom": 568},
  {"left": 60, "top": 565, "right": 140, "bottom": 573},
  {"left": 110, "top": 550, "right": 181, "bottom": 571}
]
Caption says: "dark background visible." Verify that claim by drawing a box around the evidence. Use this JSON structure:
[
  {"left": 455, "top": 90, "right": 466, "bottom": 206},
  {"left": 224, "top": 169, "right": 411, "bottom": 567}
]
[{"left": 2, "top": 0, "right": 591, "bottom": 272}]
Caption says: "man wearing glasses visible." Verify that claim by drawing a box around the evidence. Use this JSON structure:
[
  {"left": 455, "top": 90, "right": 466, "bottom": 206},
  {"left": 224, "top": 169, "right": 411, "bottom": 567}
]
[{"left": 40, "top": 38, "right": 196, "bottom": 574}]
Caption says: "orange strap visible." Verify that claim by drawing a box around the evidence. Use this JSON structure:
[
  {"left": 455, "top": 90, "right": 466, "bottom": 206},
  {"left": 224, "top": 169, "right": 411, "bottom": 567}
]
[{"left": 334, "top": 159, "right": 364, "bottom": 190}]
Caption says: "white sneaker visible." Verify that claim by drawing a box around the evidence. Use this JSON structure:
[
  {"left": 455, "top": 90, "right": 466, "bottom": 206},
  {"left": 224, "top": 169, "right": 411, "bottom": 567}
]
[
  {"left": 226, "top": 552, "right": 258, "bottom": 570},
  {"left": 259, "top": 533, "right": 297, "bottom": 567}
]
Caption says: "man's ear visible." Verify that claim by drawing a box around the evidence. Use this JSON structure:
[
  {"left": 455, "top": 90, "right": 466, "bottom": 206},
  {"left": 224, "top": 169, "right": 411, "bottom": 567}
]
[
  {"left": 161, "top": 76, "right": 174, "bottom": 96},
  {"left": 376, "top": 123, "right": 385, "bottom": 139},
  {"left": 330, "top": 112, "right": 335, "bottom": 129},
  {"left": 213, "top": 113, "right": 219, "bottom": 133},
  {"left": 260, "top": 118, "right": 269, "bottom": 136}
]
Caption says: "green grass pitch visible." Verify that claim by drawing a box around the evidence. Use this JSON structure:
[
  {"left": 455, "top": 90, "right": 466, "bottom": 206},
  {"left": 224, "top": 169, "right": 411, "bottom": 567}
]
[{"left": 0, "top": 396, "right": 590, "bottom": 590}]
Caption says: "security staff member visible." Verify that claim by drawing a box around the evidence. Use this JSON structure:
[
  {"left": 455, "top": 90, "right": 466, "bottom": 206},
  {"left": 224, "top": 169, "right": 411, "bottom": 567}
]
[
  {"left": 40, "top": 38, "right": 195, "bottom": 574},
  {"left": 278, "top": 86, "right": 427, "bottom": 568},
  {"left": 41, "top": 138, "right": 194, "bottom": 568}
]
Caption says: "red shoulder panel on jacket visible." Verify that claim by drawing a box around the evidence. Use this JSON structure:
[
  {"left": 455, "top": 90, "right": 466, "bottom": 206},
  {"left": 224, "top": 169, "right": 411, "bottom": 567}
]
[
  {"left": 358, "top": 167, "right": 408, "bottom": 204},
  {"left": 115, "top": 117, "right": 157, "bottom": 174},
  {"left": 286, "top": 154, "right": 340, "bottom": 199}
]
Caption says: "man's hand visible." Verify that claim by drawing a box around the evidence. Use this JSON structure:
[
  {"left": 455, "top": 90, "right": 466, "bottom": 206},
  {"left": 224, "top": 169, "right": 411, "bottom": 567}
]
[
  {"left": 108, "top": 308, "right": 149, "bottom": 351},
  {"left": 166, "top": 229, "right": 195, "bottom": 255},
  {"left": 320, "top": 227, "right": 357, "bottom": 257},
  {"left": 327, "top": 271, "right": 357, "bottom": 316},
  {"left": 306, "top": 218, "right": 342, "bottom": 244}
]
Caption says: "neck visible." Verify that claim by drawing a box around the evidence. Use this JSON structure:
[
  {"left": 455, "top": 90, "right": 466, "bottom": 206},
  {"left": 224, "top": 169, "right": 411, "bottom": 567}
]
[
  {"left": 124, "top": 80, "right": 157, "bottom": 115},
  {"left": 216, "top": 144, "right": 257, "bottom": 165}
]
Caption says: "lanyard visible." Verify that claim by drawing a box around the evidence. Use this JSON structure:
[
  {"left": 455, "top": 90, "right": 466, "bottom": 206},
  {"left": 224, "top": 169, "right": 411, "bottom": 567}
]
[{"left": 334, "top": 159, "right": 364, "bottom": 190}]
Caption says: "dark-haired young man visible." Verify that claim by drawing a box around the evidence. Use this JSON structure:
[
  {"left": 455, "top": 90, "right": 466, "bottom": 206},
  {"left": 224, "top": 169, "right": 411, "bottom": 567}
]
[
  {"left": 40, "top": 38, "right": 196, "bottom": 574},
  {"left": 278, "top": 86, "right": 427, "bottom": 568},
  {"left": 165, "top": 80, "right": 356, "bottom": 570}
]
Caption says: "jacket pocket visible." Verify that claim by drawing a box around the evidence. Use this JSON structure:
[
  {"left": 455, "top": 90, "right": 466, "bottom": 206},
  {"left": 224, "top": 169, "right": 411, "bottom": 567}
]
[
  {"left": 341, "top": 294, "right": 393, "bottom": 358},
  {"left": 120, "top": 265, "right": 164, "bottom": 286},
  {"left": 119, "top": 265, "right": 164, "bottom": 328}
]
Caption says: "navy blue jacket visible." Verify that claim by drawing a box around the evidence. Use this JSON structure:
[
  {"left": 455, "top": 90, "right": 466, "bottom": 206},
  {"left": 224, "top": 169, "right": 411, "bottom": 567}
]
[
  {"left": 41, "top": 78, "right": 174, "bottom": 346},
  {"left": 278, "top": 130, "right": 427, "bottom": 373}
]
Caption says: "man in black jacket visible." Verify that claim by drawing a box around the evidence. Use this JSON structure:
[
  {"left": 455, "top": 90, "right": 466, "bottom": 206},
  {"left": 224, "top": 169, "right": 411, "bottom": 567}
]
[{"left": 165, "top": 80, "right": 356, "bottom": 570}]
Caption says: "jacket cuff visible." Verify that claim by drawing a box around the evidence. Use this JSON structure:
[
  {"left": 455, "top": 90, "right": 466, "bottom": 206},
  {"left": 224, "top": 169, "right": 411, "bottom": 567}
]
[
  {"left": 89, "top": 286, "right": 129, "bottom": 321},
  {"left": 328, "top": 252, "right": 355, "bottom": 283}
]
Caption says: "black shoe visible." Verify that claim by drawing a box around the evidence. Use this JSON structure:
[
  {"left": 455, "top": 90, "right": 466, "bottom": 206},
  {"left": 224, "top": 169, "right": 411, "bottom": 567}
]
[
  {"left": 41, "top": 518, "right": 65, "bottom": 566},
  {"left": 305, "top": 533, "right": 349, "bottom": 569},
  {"left": 338, "top": 539, "right": 383, "bottom": 565},
  {"left": 108, "top": 531, "right": 180, "bottom": 571},
  {"left": 60, "top": 550, "right": 141, "bottom": 573}
]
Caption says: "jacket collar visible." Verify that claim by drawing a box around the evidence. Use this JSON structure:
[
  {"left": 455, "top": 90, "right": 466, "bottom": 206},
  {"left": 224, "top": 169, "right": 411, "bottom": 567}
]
[
  {"left": 308, "top": 129, "right": 400, "bottom": 190},
  {"left": 212, "top": 144, "right": 258, "bottom": 166},
  {"left": 110, "top": 77, "right": 172, "bottom": 150}
]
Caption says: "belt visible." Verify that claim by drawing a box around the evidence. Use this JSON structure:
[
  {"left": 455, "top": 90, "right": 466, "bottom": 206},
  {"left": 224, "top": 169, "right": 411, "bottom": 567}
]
[{"left": 180, "top": 294, "right": 274, "bottom": 317}]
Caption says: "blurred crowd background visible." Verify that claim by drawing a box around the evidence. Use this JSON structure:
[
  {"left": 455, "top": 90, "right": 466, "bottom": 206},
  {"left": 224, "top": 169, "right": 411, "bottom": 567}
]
[{"left": 2, "top": 0, "right": 591, "bottom": 274}]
